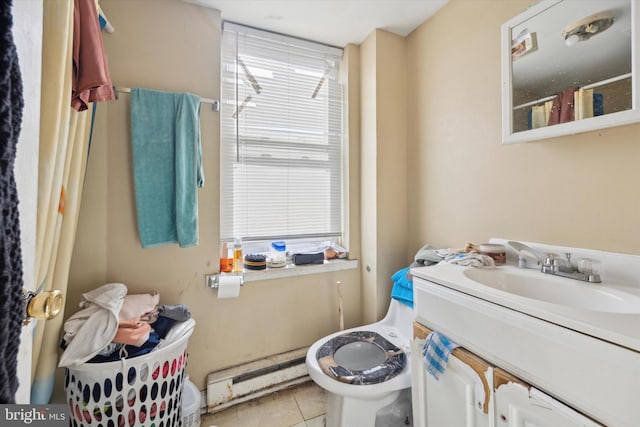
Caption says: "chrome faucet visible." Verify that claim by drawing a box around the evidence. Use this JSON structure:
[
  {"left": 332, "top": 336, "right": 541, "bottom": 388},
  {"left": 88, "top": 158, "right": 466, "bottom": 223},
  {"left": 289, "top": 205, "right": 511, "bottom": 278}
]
[
  {"left": 508, "top": 241, "right": 542, "bottom": 269},
  {"left": 508, "top": 241, "right": 601, "bottom": 283},
  {"left": 541, "top": 252, "right": 575, "bottom": 274},
  {"left": 541, "top": 252, "right": 601, "bottom": 283}
]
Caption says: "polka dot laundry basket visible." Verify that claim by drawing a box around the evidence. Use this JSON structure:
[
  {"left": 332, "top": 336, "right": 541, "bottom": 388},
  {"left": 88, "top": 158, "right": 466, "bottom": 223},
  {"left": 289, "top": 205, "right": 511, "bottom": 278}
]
[{"left": 65, "top": 328, "right": 193, "bottom": 427}]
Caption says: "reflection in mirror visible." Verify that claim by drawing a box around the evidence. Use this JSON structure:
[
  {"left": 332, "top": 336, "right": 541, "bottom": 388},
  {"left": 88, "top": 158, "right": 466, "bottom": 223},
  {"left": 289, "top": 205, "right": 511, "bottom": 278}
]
[
  {"left": 512, "top": 0, "right": 631, "bottom": 132},
  {"left": 501, "top": 0, "right": 640, "bottom": 143}
]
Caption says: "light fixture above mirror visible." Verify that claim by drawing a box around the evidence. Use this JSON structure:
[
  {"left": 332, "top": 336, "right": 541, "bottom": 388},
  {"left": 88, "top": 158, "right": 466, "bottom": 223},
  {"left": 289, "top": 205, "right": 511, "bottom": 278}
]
[
  {"left": 501, "top": 0, "right": 640, "bottom": 144},
  {"left": 562, "top": 11, "right": 615, "bottom": 47}
]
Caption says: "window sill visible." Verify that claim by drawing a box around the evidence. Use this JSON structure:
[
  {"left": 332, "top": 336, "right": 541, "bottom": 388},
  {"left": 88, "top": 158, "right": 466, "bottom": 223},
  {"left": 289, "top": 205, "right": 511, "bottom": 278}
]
[{"left": 242, "top": 259, "right": 359, "bottom": 283}]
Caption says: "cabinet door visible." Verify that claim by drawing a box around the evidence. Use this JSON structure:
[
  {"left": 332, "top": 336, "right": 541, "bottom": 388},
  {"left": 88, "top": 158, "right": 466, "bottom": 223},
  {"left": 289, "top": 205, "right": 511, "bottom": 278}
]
[
  {"left": 494, "top": 368, "right": 603, "bottom": 427},
  {"left": 412, "top": 324, "right": 493, "bottom": 427}
]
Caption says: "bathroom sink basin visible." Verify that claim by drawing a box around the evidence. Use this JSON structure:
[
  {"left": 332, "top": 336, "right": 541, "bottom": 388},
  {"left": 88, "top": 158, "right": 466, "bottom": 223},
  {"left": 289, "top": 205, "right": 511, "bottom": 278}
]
[{"left": 463, "top": 268, "right": 640, "bottom": 314}]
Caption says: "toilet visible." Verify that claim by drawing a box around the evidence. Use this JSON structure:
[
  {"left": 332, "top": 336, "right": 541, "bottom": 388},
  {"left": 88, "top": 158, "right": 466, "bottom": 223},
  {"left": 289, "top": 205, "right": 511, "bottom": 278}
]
[{"left": 306, "top": 298, "right": 414, "bottom": 427}]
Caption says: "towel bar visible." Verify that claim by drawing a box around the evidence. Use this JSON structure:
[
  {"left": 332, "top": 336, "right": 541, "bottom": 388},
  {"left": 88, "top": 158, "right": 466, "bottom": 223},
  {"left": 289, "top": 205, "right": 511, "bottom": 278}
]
[{"left": 114, "top": 86, "right": 220, "bottom": 112}]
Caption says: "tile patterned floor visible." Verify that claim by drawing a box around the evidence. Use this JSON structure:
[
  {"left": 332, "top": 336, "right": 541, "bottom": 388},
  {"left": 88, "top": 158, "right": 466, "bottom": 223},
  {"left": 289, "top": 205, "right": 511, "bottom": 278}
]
[{"left": 201, "top": 381, "right": 327, "bottom": 427}]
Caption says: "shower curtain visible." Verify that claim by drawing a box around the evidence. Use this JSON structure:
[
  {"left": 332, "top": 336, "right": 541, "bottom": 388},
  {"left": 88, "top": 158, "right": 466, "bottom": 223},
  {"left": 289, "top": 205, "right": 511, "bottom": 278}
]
[
  {"left": 30, "top": 0, "right": 92, "bottom": 403},
  {"left": 0, "top": 0, "right": 25, "bottom": 405}
]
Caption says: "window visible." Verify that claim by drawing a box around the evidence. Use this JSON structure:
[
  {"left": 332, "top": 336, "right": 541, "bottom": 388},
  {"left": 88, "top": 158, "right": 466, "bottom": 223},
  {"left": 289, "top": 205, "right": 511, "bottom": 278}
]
[{"left": 220, "top": 23, "right": 345, "bottom": 247}]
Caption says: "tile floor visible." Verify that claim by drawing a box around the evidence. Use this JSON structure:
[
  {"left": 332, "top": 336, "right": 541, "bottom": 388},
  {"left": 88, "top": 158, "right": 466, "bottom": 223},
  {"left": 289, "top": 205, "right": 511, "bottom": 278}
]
[{"left": 201, "top": 381, "right": 327, "bottom": 427}]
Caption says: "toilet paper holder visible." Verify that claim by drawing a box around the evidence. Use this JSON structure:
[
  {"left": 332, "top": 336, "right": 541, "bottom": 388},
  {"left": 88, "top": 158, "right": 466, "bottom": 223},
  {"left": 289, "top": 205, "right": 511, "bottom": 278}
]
[{"left": 205, "top": 273, "right": 244, "bottom": 289}]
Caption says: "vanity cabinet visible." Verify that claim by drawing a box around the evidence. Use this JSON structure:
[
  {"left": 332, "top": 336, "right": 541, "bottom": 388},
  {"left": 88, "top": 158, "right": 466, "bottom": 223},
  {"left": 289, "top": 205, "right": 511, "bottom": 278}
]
[
  {"left": 493, "top": 369, "right": 602, "bottom": 427},
  {"left": 412, "top": 324, "right": 603, "bottom": 427},
  {"left": 411, "top": 323, "right": 492, "bottom": 427}
]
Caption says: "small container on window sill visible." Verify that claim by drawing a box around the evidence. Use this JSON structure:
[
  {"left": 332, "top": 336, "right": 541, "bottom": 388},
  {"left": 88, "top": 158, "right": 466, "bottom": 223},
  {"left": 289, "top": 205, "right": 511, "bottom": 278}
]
[
  {"left": 244, "top": 254, "right": 267, "bottom": 270},
  {"left": 233, "top": 237, "right": 243, "bottom": 273},
  {"left": 267, "top": 241, "right": 287, "bottom": 268},
  {"left": 292, "top": 252, "right": 325, "bottom": 266},
  {"left": 479, "top": 243, "right": 506, "bottom": 265},
  {"left": 220, "top": 242, "right": 233, "bottom": 273}
]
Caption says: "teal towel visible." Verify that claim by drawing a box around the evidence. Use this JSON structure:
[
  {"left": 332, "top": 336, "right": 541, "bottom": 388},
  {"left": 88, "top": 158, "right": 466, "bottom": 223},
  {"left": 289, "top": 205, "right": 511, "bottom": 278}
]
[{"left": 131, "top": 88, "right": 203, "bottom": 248}]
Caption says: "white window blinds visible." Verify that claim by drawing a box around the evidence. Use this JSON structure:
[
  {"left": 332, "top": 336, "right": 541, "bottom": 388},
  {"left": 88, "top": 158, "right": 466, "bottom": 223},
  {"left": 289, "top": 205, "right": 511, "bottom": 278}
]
[{"left": 220, "top": 22, "right": 345, "bottom": 242}]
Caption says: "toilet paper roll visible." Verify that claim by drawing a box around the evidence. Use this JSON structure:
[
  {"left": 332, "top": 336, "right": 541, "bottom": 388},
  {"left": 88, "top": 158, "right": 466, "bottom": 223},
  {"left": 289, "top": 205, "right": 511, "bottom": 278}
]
[{"left": 217, "top": 275, "right": 242, "bottom": 299}]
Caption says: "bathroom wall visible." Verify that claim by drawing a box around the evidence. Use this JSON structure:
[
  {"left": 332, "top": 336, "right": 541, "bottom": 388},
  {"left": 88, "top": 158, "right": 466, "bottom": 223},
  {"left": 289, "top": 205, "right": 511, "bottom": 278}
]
[
  {"left": 66, "top": 0, "right": 362, "bottom": 392},
  {"left": 360, "top": 30, "right": 410, "bottom": 324},
  {"left": 360, "top": 32, "right": 378, "bottom": 323},
  {"left": 343, "top": 42, "right": 363, "bottom": 310},
  {"left": 406, "top": 0, "right": 640, "bottom": 256}
]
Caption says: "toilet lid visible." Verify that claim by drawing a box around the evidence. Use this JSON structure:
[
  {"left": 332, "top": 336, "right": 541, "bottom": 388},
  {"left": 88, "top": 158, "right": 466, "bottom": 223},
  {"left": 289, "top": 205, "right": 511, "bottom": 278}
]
[{"left": 315, "top": 331, "right": 406, "bottom": 385}]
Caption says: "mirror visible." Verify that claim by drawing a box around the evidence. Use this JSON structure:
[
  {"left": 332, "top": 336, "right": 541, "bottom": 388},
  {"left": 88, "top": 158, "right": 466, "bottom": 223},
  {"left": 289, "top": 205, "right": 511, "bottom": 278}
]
[{"left": 501, "top": 0, "right": 640, "bottom": 143}]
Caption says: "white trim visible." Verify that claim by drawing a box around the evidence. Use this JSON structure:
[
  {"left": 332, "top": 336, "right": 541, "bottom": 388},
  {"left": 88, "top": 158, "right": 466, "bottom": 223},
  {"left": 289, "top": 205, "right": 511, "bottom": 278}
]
[
  {"left": 501, "top": 0, "right": 640, "bottom": 144},
  {"left": 243, "top": 259, "right": 358, "bottom": 282},
  {"left": 222, "top": 21, "right": 343, "bottom": 55}
]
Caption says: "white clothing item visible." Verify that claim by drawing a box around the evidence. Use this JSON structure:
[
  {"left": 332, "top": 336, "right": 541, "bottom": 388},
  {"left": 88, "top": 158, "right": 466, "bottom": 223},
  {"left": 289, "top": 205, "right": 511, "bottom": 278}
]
[
  {"left": 574, "top": 88, "right": 594, "bottom": 120},
  {"left": 119, "top": 292, "right": 160, "bottom": 320},
  {"left": 156, "top": 318, "right": 196, "bottom": 350},
  {"left": 444, "top": 253, "right": 495, "bottom": 268},
  {"left": 59, "top": 283, "right": 128, "bottom": 367}
]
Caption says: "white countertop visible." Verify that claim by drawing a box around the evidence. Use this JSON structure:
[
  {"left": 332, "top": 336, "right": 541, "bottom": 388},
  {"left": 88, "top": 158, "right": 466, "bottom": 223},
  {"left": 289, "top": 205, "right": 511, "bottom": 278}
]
[{"left": 411, "top": 262, "right": 640, "bottom": 353}]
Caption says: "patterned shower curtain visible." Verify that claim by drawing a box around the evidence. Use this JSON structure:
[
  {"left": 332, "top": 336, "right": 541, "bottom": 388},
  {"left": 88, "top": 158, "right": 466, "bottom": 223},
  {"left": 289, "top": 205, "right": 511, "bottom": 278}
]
[
  {"left": 0, "top": 0, "right": 25, "bottom": 405},
  {"left": 30, "top": 0, "right": 92, "bottom": 403}
]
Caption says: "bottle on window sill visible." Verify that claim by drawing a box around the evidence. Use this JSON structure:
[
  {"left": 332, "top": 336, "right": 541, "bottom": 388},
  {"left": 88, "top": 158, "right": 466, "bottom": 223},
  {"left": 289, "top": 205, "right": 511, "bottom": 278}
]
[
  {"left": 233, "top": 237, "right": 243, "bottom": 273},
  {"left": 220, "top": 242, "right": 232, "bottom": 273},
  {"left": 267, "top": 241, "right": 287, "bottom": 268}
]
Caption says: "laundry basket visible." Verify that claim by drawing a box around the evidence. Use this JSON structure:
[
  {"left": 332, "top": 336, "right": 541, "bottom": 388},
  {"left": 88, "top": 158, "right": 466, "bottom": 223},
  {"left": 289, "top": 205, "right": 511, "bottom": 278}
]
[
  {"left": 181, "top": 377, "right": 200, "bottom": 427},
  {"left": 64, "top": 328, "right": 193, "bottom": 427}
]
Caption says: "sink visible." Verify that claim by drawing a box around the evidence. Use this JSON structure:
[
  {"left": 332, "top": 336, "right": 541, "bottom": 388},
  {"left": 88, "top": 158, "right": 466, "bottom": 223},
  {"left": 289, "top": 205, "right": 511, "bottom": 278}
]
[
  {"left": 463, "top": 268, "right": 640, "bottom": 314},
  {"left": 412, "top": 241, "right": 640, "bottom": 427}
]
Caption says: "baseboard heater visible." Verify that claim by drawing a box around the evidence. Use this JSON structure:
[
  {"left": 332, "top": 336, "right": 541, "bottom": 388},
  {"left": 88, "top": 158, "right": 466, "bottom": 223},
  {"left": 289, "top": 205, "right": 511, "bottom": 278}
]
[{"left": 206, "top": 347, "right": 311, "bottom": 414}]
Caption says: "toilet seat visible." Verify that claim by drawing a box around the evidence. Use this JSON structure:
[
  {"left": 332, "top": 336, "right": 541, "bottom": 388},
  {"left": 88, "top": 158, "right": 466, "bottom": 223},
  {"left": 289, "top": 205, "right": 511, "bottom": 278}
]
[{"left": 316, "top": 330, "right": 406, "bottom": 385}]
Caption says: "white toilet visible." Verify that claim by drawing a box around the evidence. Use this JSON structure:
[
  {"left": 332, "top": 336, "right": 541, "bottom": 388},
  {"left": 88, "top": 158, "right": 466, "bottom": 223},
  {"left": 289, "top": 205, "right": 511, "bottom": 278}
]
[{"left": 306, "top": 298, "right": 414, "bottom": 427}]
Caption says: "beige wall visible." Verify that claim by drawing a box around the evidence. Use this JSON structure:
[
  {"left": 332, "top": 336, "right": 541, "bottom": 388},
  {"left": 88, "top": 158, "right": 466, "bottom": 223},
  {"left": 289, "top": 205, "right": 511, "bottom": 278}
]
[
  {"left": 375, "top": 31, "right": 408, "bottom": 317},
  {"left": 344, "top": 43, "right": 363, "bottom": 314},
  {"left": 65, "top": 0, "right": 362, "bottom": 393},
  {"left": 406, "top": 0, "right": 640, "bottom": 256},
  {"left": 360, "top": 30, "right": 410, "bottom": 324},
  {"left": 360, "top": 31, "right": 378, "bottom": 323}
]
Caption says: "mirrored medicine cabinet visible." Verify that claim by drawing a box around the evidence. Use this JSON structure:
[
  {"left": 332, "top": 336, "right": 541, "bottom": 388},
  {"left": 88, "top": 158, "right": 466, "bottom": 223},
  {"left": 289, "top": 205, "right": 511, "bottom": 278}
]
[{"left": 501, "top": 0, "right": 640, "bottom": 144}]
